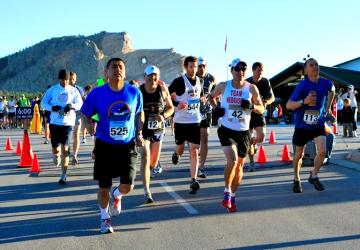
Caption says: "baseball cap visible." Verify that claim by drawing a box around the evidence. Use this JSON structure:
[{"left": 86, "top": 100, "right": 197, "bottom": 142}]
[
  {"left": 229, "top": 58, "right": 247, "bottom": 68},
  {"left": 348, "top": 84, "right": 354, "bottom": 90},
  {"left": 198, "top": 57, "right": 207, "bottom": 66},
  {"left": 144, "top": 65, "right": 160, "bottom": 76},
  {"left": 58, "top": 69, "right": 70, "bottom": 80}
]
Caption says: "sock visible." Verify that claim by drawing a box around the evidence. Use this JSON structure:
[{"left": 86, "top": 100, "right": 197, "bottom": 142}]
[
  {"left": 112, "top": 187, "right": 123, "bottom": 198},
  {"left": 224, "top": 188, "right": 230, "bottom": 193},
  {"left": 100, "top": 205, "right": 110, "bottom": 220}
]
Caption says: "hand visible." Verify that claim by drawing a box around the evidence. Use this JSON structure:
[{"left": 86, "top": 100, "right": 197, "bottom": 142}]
[
  {"left": 157, "top": 114, "right": 165, "bottom": 122},
  {"left": 63, "top": 103, "right": 73, "bottom": 113},
  {"left": 200, "top": 96, "right": 207, "bottom": 104},
  {"left": 135, "top": 134, "right": 145, "bottom": 147},
  {"left": 305, "top": 91, "right": 317, "bottom": 105},
  {"left": 178, "top": 102, "right": 187, "bottom": 110},
  {"left": 214, "top": 107, "right": 225, "bottom": 117},
  {"left": 240, "top": 100, "right": 253, "bottom": 109},
  {"left": 52, "top": 105, "right": 62, "bottom": 112}
]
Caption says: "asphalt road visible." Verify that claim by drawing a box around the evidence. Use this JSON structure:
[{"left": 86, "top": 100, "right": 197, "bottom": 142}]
[{"left": 0, "top": 125, "right": 359, "bottom": 250}]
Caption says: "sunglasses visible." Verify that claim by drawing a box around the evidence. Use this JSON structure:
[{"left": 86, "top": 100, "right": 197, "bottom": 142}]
[{"left": 234, "top": 66, "right": 247, "bottom": 72}]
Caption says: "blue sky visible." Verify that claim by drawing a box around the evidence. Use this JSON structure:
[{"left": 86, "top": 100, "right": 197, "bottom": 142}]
[{"left": 1, "top": 0, "right": 359, "bottom": 82}]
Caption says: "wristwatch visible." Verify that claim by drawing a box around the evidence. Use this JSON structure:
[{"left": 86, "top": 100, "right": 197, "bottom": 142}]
[{"left": 299, "top": 99, "right": 304, "bottom": 106}]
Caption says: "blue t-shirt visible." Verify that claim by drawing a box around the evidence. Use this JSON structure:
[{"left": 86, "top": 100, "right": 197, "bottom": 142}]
[
  {"left": 81, "top": 83, "right": 143, "bottom": 144},
  {"left": 289, "top": 77, "right": 333, "bottom": 129}
]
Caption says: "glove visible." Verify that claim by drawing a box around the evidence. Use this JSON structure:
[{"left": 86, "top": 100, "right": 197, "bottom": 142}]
[
  {"left": 240, "top": 100, "right": 253, "bottom": 109},
  {"left": 214, "top": 107, "right": 225, "bottom": 117},
  {"left": 52, "top": 105, "right": 62, "bottom": 112},
  {"left": 63, "top": 103, "right": 73, "bottom": 113}
]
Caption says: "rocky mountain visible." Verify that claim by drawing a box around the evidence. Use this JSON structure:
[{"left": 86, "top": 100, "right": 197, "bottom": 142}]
[{"left": 0, "top": 31, "right": 185, "bottom": 91}]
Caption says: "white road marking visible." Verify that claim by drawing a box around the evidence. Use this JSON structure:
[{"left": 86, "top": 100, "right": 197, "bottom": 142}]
[{"left": 160, "top": 182, "right": 199, "bottom": 215}]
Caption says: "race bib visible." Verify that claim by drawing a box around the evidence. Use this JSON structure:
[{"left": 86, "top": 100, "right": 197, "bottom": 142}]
[
  {"left": 109, "top": 121, "right": 129, "bottom": 140},
  {"left": 303, "top": 110, "right": 320, "bottom": 125},
  {"left": 187, "top": 98, "right": 200, "bottom": 114},
  {"left": 227, "top": 105, "right": 244, "bottom": 121},
  {"left": 147, "top": 117, "right": 163, "bottom": 130}
]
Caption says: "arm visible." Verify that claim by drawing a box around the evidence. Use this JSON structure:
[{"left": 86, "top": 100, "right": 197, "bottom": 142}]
[
  {"left": 135, "top": 111, "right": 145, "bottom": 147},
  {"left": 209, "top": 81, "right": 226, "bottom": 108},
  {"left": 161, "top": 87, "right": 174, "bottom": 121},
  {"left": 264, "top": 87, "right": 275, "bottom": 106},
  {"left": 325, "top": 85, "right": 336, "bottom": 116},
  {"left": 81, "top": 114, "right": 96, "bottom": 136},
  {"left": 250, "top": 85, "right": 264, "bottom": 114}
]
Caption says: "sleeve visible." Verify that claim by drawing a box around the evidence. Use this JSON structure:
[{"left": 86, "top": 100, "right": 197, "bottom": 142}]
[
  {"left": 135, "top": 90, "right": 143, "bottom": 115},
  {"left": 72, "top": 89, "right": 83, "bottom": 111},
  {"left": 80, "top": 90, "right": 96, "bottom": 117},
  {"left": 289, "top": 82, "right": 304, "bottom": 101},
  {"left": 40, "top": 88, "right": 53, "bottom": 112}
]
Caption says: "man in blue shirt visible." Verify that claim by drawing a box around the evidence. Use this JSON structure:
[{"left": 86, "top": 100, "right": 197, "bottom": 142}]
[
  {"left": 286, "top": 58, "right": 335, "bottom": 193},
  {"left": 81, "top": 58, "right": 144, "bottom": 234}
]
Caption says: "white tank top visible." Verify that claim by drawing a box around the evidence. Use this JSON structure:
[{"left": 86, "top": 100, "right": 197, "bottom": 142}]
[
  {"left": 174, "top": 75, "right": 202, "bottom": 124},
  {"left": 220, "top": 80, "right": 252, "bottom": 131}
]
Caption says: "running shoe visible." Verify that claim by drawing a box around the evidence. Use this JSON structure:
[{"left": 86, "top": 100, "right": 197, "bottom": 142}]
[
  {"left": 144, "top": 192, "right": 154, "bottom": 204},
  {"left": 227, "top": 196, "right": 237, "bottom": 213},
  {"left": 245, "top": 162, "right": 255, "bottom": 172},
  {"left": 82, "top": 137, "right": 87, "bottom": 144},
  {"left": 221, "top": 191, "right": 232, "bottom": 208},
  {"left": 154, "top": 162, "right": 163, "bottom": 174},
  {"left": 44, "top": 139, "right": 49, "bottom": 144},
  {"left": 100, "top": 218, "right": 114, "bottom": 234},
  {"left": 58, "top": 175, "right": 67, "bottom": 185},
  {"left": 308, "top": 174, "right": 325, "bottom": 191},
  {"left": 109, "top": 187, "right": 122, "bottom": 216},
  {"left": 198, "top": 168, "right": 207, "bottom": 178},
  {"left": 189, "top": 180, "right": 200, "bottom": 194},
  {"left": 293, "top": 180, "right": 302, "bottom": 193},
  {"left": 71, "top": 155, "right": 78, "bottom": 165},
  {"left": 53, "top": 155, "right": 61, "bottom": 167},
  {"left": 172, "top": 152, "right": 180, "bottom": 165}
]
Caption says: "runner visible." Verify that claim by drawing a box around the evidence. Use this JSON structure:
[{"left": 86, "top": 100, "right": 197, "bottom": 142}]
[
  {"left": 286, "top": 58, "right": 335, "bottom": 193},
  {"left": 68, "top": 71, "right": 85, "bottom": 165},
  {"left": 40, "top": 69, "right": 83, "bottom": 184},
  {"left": 140, "top": 65, "right": 174, "bottom": 203},
  {"left": 196, "top": 57, "right": 216, "bottom": 178},
  {"left": 81, "top": 58, "right": 144, "bottom": 234},
  {"left": 209, "top": 58, "right": 264, "bottom": 212},
  {"left": 168, "top": 56, "right": 204, "bottom": 194},
  {"left": 246, "top": 62, "right": 274, "bottom": 172}
]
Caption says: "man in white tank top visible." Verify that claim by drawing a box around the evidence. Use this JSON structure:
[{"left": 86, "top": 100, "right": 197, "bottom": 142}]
[
  {"left": 168, "top": 56, "right": 206, "bottom": 194},
  {"left": 209, "top": 58, "right": 264, "bottom": 212}
]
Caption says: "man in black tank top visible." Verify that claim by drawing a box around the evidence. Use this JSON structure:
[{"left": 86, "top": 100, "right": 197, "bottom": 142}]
[
  {"left": 196, "top": 57, "right": 216, "bottom": 178},
  {"left": 246, "top": 62, "right": 275, "bottom": 171},
  {"left": 139, "top": 65, "right": 174, "bottom": 203}
]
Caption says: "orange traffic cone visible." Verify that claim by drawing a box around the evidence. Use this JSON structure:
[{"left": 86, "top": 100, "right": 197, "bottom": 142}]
[
  {"left": 256, "top": 145, "right": 268, "bottom": 163},
  {"left": 269, "top": 130, "right": 276, "bottom": 144},
  {"left": 281, "top": 144, "right": 292, "bottom": 162},
  {"left": 18, "top": 130, "right": 33, "bottom": 168},
  {"left": 29, "top": 153, "right": 41, "bottom": 176},
  {"left": 5, "top": 137, "right": 13, "bottom": 151},
  {"left": 15, "top": 140, "right": 23, "bottom": 155}
]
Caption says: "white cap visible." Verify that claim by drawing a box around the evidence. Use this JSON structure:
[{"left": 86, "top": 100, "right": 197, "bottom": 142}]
[
  {"left": 348, "top": 84, "right": 354, "bottom": 90},
  {"left": 144, "top": 65, "right": 160, "bottom": 76},
  {"left": 198, "top": 56, "right": 207, "bottom": 66},
  {"left": 229, "top": 58, "right": 247, "bottom": 68}
]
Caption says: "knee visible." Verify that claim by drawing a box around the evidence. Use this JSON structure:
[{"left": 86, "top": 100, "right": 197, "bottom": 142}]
[{"left": 120, "top": 184, "right": 134, "bottom": 194}]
